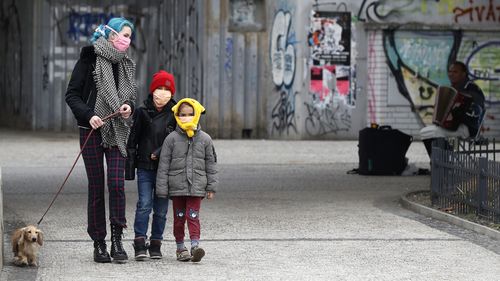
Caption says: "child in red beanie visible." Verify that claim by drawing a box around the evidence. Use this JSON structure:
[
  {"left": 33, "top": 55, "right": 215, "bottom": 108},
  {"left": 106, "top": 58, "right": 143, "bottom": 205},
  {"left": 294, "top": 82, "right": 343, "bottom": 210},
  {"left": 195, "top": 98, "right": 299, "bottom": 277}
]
[{"left": 126, "top": 70, "right": 177, "bottom": 260}]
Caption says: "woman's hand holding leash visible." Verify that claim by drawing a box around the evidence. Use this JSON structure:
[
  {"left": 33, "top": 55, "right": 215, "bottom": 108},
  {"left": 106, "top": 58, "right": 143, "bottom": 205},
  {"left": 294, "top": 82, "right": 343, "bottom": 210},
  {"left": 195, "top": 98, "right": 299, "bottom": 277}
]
[
  {"left": 89, "top": 116, "right": 104, "bottom": 129},
  {"left": 120, "top": 104, "right": 132, "bottom": 119}
]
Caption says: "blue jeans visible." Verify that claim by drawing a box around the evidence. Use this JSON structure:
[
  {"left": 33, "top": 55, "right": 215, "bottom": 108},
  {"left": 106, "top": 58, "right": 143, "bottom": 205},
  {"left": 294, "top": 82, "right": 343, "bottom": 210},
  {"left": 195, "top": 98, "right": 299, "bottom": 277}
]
[{"left": 133, "top": 169, "right": 169, "bottom": 240}]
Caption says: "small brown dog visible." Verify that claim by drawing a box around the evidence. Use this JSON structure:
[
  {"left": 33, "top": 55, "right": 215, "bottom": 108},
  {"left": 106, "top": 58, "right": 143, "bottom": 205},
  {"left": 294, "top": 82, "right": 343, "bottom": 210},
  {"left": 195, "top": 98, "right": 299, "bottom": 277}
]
[{"left": 11, "top": 225, "right": 43, "bottom": 266}]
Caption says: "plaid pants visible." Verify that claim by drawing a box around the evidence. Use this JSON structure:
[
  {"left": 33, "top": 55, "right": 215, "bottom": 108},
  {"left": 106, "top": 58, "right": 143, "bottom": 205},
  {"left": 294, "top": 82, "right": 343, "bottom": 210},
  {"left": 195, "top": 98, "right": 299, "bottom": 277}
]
[{"left": 80, "top": 128, "right": 126, "bottom": 241}]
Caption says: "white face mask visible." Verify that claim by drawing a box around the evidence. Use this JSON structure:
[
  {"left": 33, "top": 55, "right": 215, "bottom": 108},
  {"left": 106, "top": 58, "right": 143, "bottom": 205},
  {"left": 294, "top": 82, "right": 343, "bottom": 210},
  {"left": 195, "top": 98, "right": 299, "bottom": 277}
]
[
  {"left": 178, "top": 116, "right": 194, "bottom": 123},
  {"left": 153, "top": 89, "right": 172, "bottom": 107}
]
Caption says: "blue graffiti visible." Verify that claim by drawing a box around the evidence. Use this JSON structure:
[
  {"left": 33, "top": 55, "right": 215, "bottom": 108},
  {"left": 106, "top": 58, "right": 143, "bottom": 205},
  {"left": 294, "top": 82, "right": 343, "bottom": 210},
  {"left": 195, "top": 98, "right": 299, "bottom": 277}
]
[
  {"left": 224, "top": 37, "right": 233, "bottom": 72},
  {"left": 67, "top": 11, "right": 114, "bottom": 41}
]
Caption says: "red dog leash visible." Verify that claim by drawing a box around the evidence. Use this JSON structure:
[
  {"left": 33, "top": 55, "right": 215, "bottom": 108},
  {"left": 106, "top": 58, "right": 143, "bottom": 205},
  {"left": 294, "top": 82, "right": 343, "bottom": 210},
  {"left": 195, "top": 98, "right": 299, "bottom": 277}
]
[{"left": 37, "top": 111, "right": 122, "bottom": 226}]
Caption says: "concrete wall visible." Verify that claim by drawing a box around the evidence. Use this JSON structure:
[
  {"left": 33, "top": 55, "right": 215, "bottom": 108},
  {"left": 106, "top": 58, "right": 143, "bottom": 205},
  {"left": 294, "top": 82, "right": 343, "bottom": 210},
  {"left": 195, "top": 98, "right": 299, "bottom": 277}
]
[
  {"left": 1, "top": 0, "right": 500, "bottom": 140},
  {"left": 204, "top": 0, "right": 269, "bottom": 138},
  {"left": 269, "top": 0, "right": 366, "bottom": 139},
  {"left": 0, "top": 0, "right": 203, "bottom": 132}
]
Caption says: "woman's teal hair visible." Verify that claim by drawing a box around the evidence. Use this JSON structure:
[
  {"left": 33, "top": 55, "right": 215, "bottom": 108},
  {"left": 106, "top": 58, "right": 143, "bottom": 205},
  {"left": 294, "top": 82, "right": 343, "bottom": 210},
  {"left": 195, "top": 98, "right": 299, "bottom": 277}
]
[{"left": 91, "top": 17, "right": 135, "bottom": 43}]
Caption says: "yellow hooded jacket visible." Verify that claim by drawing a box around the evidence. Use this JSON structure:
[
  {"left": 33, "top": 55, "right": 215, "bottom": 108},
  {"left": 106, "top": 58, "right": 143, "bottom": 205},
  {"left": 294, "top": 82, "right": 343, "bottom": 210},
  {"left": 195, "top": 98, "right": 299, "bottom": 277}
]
[{"left": 171, "top": 98, "right": 205, "bottom": 137}]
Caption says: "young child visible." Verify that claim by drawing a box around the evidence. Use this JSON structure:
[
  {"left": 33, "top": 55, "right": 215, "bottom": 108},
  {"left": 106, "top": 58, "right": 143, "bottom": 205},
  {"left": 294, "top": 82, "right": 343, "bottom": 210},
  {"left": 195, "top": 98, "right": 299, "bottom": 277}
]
[
  {"left": 126, "top": 70, "right": 177, "bottom": 260},
  {"left": 156, "top": 98, "right": 218, "bottom": 262}
]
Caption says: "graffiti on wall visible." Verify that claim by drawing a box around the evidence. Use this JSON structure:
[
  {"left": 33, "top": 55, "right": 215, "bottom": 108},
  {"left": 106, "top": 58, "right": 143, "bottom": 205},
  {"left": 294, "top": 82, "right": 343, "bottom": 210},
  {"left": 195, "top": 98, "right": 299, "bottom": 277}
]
[
  {"left": 271, "top": 91, "right": 298, "bottom": 136},
  {"left": 464, "top": 41, "right": 500, "bottom": 82},
  {"left": 42, "top": 55, "right": 49, "bottom": 90},
  {"left": 270, "top": 10, "right": 296, "bottom": 88},
  {"left": 383, "top": 30, "right": 461, "bottom": 124},
  {"left": 67, "top": 11, "right": 114, "bottom": 42},
  {"left": 458, "top": 35, "right": 500, "bottom": 107},
  {"left": 306, "top": 10, "right": 353, "bottom": 136},
  {"left": 158, "top": 0, "right": 202, "bottom": 101},
  {"left": 270, "top": 9, "right": 297, "bottom": 136},
  {"left": 383, "top": 29, "right": 500, "bottom": 126},
  {"left": 229, "top": 0, "right": 264, "bottom": 31},
  {"left": 304, "top": 93, "right": 351, "bottom": 136},
  {"left": 224, "top": 37, "right": 233, "bottom": 73},
  {"left": 454, "top": 0, "right": 500, "bottom": 23},
  {"left": 356, "top": 0, "right": 500, "bottom": 25}
]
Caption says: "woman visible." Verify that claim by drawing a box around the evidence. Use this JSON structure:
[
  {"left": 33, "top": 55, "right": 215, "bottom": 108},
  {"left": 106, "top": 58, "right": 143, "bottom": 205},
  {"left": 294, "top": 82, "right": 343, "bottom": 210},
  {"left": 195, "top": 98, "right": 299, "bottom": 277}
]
[{"left": 65, "top": 17, "right": 137, "bottom": 263}]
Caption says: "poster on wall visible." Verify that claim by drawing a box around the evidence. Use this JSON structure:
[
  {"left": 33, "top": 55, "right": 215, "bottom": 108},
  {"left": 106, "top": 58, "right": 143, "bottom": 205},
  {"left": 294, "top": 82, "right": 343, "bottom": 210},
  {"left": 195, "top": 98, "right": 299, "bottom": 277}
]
[
  {"left": 310, "top": 65, "right": 350, "bottom": 100},
  {"left": 308, "top": 11, "right": 351, "bottom": 65}
]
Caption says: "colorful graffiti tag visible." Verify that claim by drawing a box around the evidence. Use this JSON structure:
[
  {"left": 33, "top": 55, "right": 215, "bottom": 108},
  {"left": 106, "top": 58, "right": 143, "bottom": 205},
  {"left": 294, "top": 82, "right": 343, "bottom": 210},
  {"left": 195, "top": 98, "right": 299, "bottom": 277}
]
[{"left": 356, "top": 0, "right": 500, "bottom": 25}]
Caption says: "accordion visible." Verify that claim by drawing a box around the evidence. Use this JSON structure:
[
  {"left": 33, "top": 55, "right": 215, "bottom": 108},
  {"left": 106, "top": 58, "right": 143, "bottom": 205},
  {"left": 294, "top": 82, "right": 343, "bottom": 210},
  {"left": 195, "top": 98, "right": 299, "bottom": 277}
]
[{"left": 432, "top": 86, "right": 472, "bottom": 130}]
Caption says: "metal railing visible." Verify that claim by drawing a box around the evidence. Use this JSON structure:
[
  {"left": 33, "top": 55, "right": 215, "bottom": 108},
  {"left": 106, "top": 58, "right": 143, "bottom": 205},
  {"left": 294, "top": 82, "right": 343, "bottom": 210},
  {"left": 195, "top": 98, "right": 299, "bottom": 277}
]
[{"left": 431, "top": 138, "right": 500, "bottom": 223}]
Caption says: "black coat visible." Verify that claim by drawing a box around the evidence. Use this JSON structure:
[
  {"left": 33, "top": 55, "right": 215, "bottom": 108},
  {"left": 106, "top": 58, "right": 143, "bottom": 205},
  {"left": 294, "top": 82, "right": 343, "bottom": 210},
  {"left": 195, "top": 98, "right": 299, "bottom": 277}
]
[
  {"left": 65, "top": 46, "right": 134, "bottom": 128},
  {"left": 450, "top": 80, "right": 485, "bottom": 137},
  {"left": 126, "top": 96, "right": 177, "bottom": 175}
]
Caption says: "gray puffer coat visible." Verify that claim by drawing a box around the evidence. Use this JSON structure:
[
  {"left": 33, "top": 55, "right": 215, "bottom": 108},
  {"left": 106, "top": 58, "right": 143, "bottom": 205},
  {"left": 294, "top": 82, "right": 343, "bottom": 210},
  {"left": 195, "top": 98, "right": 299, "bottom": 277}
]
[{"left": 156, "top": 126, "right": 218, "bottom": 198}]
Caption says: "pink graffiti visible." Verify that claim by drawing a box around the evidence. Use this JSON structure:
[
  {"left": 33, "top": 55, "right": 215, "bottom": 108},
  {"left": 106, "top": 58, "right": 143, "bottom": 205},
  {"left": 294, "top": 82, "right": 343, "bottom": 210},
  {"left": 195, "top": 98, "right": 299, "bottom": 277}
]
[{"left": 453, "top": 0, "right": 500, "bottom": 23}]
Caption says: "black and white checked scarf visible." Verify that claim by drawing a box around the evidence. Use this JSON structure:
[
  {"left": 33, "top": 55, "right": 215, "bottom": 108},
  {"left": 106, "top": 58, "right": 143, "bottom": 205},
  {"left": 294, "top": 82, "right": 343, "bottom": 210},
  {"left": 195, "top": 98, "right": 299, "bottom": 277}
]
[{"left": 93, "top": 37, "right": 137, "bottom": 157}]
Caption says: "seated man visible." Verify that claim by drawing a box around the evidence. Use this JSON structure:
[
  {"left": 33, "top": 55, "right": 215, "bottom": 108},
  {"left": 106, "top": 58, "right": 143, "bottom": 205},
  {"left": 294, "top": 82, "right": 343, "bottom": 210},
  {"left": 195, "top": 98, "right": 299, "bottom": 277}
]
[{"left": 420, "top": 61, "right": 485, "bottom": 158}]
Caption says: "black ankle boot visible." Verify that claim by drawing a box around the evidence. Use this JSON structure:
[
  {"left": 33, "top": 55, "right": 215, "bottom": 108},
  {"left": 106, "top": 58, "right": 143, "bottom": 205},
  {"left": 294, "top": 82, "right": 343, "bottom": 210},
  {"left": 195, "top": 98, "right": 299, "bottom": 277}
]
[
  {"left": 133, "top": 238, "right": 148, "bottom": 261},
  {"left": 149, "top": 239, "right": 163, "bottom": 259},
  {"left": 93, "top": 240, "right": 111, "bottom": 263},
  {"left": 110, "top": 224, "right": 128, "bottom": 262}
]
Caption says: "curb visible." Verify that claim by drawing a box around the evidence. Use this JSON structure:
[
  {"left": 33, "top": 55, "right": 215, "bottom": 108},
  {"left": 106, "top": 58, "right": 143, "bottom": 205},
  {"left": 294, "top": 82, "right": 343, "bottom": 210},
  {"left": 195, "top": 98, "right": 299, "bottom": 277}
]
[{"left": 401, "top": 190, "right": 500, "bottom": 241}]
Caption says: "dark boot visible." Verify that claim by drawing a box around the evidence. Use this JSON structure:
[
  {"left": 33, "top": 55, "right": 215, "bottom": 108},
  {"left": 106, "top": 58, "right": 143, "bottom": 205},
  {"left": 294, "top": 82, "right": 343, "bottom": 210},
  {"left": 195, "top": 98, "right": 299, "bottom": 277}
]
[
  {"left": 133, "top": 238, "right": 148, "bottom": 261},
  {"left": 110, "top": 224, "right": 128, "bottom": 263},
  {"left": 149, "top": 240, "right": 163, "bottom": 259},
  {"left": 93, "top": 240, "right": 111, "bottom": 263}
]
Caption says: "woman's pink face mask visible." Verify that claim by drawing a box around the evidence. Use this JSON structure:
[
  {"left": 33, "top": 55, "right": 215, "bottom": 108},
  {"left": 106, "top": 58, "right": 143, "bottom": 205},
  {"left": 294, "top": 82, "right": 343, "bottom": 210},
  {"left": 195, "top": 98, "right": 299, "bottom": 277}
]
[{"left": 106, "top": 25, "right": 131, "bottom": 52}]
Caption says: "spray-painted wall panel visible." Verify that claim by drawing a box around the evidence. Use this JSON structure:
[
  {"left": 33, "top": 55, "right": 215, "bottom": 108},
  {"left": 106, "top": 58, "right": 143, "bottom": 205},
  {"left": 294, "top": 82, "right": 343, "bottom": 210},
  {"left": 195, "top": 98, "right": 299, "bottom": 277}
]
[
  {"left": 266, "top": 0, "right": 364, "bottom": 139},
  {"left": 204, "top": 0, "right": 222, "bottom": 138},
  {"left": 378, "top": 29, "right": 500, "bottom": 137},
  {"left": 203, "top": 0, "right": 268, "bottom": 139}
]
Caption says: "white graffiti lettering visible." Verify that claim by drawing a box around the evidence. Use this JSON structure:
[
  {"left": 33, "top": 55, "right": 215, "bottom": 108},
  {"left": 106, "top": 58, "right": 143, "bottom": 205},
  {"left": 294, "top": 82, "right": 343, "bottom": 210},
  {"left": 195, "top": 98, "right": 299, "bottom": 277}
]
[{"left": 270, "top": 10, "right": 296, "bottom": 88}]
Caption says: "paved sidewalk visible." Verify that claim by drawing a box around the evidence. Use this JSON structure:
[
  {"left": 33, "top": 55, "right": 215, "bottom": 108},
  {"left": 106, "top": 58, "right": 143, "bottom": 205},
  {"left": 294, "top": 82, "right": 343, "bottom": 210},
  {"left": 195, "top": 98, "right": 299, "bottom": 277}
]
[{"left": 1, "top": 128, "right": 499, "bottom": 281}]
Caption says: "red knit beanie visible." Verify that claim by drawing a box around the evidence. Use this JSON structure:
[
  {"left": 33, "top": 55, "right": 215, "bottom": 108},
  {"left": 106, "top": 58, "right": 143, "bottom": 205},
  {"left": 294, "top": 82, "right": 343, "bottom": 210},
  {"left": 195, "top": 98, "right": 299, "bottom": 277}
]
[{"left": 149, "top": 70, "right": 176, "bottom": 95}]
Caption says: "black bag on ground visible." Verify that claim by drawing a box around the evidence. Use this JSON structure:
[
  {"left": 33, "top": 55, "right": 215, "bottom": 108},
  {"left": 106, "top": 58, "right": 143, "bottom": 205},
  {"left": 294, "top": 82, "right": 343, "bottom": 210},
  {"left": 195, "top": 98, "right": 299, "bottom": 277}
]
[{"left": 358, "top": 125, "right": 412, "bottom": 175}]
